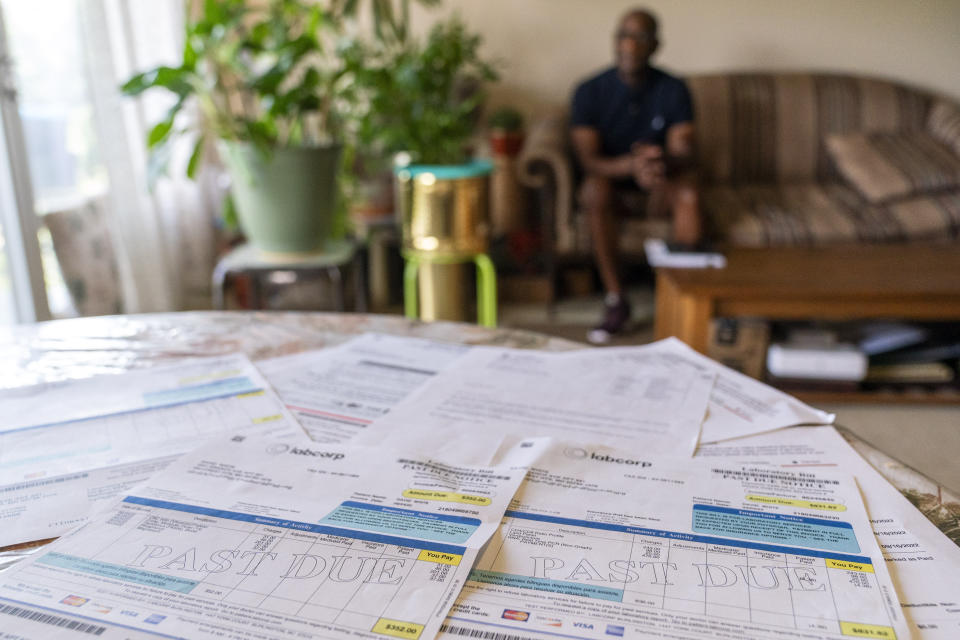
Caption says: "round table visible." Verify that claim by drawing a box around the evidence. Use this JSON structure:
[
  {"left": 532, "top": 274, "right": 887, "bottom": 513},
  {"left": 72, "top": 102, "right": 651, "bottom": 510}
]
[{"left": 2, "top": 312, "right": 957, "bottom": 569}]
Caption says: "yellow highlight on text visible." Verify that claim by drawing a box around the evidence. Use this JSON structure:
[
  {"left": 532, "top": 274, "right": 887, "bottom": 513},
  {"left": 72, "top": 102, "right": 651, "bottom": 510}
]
[
  {"left": 373, "top": 618, "right": 424, "bottom": 640},
  {"left": 827, "top": 559, "right": 875, "bottom": 573},
  {"left": 839, "top": 621, "right": 896, "bottom": 638},
  {"left": 417, "top": 550, "right": 462, "bottom": 565},
  {"left": 747, "top": 495, "right": 846, "bottom": 512},
  {"left": 252, "top": 414, "right": 283, "bottom": 423},
  {"left": 402, "top": 489, "right": 490, "bottom": 506}
]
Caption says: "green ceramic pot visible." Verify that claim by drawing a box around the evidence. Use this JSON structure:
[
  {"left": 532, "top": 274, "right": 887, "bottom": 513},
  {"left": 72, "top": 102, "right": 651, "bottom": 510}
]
[{"left": 220, "top": 141, "right": 342, "bottom": 254}]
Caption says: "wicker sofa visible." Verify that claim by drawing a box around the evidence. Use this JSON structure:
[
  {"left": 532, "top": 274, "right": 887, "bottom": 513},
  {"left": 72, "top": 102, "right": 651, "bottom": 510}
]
[{"left": 517, "top": 72, "right": 960, "bottom": 293}]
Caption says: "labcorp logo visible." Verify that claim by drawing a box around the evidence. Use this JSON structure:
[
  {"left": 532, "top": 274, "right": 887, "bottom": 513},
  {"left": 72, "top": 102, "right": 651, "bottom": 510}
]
[
  {"left": 288, "top": 447, "right": 344, "bottom": 460},
  {"left": 563, "top": 447, "right": 650, "bottom": 467},
  {"left": 265, "top": 444, "right": 344, "bottom": 460}
]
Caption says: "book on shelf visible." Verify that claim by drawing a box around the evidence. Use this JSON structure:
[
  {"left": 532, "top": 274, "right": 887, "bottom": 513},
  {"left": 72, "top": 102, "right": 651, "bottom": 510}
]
[
  {"left": 765, "top": 374, "right": 861, "bottom": 393},
  {"left": 766, "top": 342, "right": 868, "bottom": 382},
  {"left": 865, "top": 362, "right": 955, "bottom": 384}
]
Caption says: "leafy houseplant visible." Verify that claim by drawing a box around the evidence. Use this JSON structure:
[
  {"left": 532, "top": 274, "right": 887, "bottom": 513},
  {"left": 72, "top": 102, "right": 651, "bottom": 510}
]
[
  {"left": 353, "top": 16, "right": 499, "bottom": 256},
  {"left": 333, "top": 0, "right": 442, "bottom": 50},
  {"left": 121, "top": 0, "right": 358, "bottom": 254},
  {"left": 333, "top": 0, "right": 444, "bottom": 224},
  {"left": 350, "top": 16, "right": 500, "bottom": 323},
  {"left": 353, "top": 17, "right": 498, "bottom": 166}
]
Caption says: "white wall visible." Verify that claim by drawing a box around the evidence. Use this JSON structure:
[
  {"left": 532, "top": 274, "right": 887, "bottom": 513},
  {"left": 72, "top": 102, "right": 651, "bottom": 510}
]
[{"left": 412, "top": 0, "right": 960, "bottom": 121}]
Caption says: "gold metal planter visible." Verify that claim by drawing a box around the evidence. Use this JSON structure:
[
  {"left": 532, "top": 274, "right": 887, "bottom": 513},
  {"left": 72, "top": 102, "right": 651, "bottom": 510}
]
[{"left": 395, "top": 161, "right": 496, "bottom": 324}]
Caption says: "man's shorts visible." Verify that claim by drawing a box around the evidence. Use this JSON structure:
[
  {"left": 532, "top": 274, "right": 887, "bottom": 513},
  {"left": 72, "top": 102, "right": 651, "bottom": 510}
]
[{"left": 592, "top": 178, "right": 670, "bottom": 219}]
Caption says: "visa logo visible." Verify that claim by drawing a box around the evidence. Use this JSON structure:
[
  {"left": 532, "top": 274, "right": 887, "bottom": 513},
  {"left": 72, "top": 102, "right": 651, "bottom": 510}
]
[{"left": 574, "top": 623, "right": 594, "bottom": 629}]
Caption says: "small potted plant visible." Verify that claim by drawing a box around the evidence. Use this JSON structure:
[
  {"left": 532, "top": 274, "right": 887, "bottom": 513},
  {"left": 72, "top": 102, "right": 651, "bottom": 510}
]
[
  {"left": 352, "top": 17, "right": 498, "bottom": 256},
  {"left": 488, "top": 106, "right": 525, "bottom": 157},
  {"left": 487, "top": 106, "right": 527, "bottom": 236},
  {"left": 121, "top": 0, "right": 359, "bottom": 255}
]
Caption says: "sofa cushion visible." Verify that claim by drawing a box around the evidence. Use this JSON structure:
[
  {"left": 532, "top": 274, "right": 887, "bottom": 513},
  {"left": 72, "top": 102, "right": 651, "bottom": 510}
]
[
  {"left": 928, "top": 100, "right": 960, "bottom": 157},
  {"left": 686, "top": 74, "right": 934, "bottom": 186},
  {"left": 825, "top": 131, "right": 960, "bottom": 203},
  {"left": 44, "top": 199, "right": 123, "bottom": 316},
  {"left": 706, "top": 182, "right": 960, "bottom": 247}
]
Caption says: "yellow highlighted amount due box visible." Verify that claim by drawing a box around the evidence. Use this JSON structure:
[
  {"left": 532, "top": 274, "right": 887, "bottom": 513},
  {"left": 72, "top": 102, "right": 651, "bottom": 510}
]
[
  {"left": 373, "top": 618, "right": 424, "bottom": 640},
  {"left": 839, "top": 621, "right": 896, "bottom": 638},
  {"left": 402, "top": 489, "right": 490, "bottom": 506},
  {"left": 826, "top": 558, "right": 873, "bottom": 573},
  {"left": 826, "top": 558, "right": 874, "bottom": 573},
  {"left": 746, "top": 495, "right": 846, "bottom": 512},
  {"left": 252, "top": 413, "right": 283, "bottom": 423},
  {"left": 417, "top": 549, "right": 462, "bottom": 565}
]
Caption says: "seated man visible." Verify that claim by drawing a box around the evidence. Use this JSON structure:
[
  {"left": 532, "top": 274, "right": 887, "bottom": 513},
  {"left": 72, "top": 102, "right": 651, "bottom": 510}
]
[{"left": 571, "top": 7, "right": 702, "bottom": 344}]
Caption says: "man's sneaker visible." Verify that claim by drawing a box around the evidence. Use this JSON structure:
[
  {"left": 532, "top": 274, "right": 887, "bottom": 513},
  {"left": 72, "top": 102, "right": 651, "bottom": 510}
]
[{"left": 587, "top": 295, "right": 632, "bottom": 345}]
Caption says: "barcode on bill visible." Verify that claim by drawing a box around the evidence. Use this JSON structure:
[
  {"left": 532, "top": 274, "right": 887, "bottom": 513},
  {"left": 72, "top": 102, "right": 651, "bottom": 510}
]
[
  {"left": 440, "top": 623, "right": 539, "bottom": 640},
  {"left": 0, "top": 603, "right": 106, "bottom": 635}
]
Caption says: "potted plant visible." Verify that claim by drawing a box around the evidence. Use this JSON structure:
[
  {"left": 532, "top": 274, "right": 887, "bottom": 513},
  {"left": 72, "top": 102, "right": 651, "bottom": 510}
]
[
  {"left": 488, "top": 106, "right": 525, "bottom": 157},
  {"left": 487, "top": 106, "right": 527, "bottom": 236},
  {"left": 121, "top": 0, "right": 358, "bottom": 255},
  {"left": 348, "top": 17, "right": 499, "bottom": 322},
  {"left": 352, "top": 17, "right": 498, "bottom": 253},
  {"left": 334, "top": 0, "right": 444, "bottom": 227}
]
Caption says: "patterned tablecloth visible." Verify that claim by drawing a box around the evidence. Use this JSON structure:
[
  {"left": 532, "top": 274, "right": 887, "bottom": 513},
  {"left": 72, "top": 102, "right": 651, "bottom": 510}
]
[{"left": 1, "top": 312, "right": 956, "bottom": 568}]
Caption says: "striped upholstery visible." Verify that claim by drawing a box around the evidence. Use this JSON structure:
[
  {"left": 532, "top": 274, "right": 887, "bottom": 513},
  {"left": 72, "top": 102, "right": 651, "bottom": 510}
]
[
  {"left": 705, "top": 182, "right": 960, "bottom": 247},
  {"left": 683, "top": 73, "right": 959, "bottom": 246},
  {"left": 928, "top": 100, "right": 960, "bottom": 157},
  {"left": 522, "top": 72, "right": 960, "bottom": 253},
  {"left": 686, "top": 73, "right": 934, "bottom": 186},
  {"left": 826, "top": 132, "right": 960, "bottom": 203}
]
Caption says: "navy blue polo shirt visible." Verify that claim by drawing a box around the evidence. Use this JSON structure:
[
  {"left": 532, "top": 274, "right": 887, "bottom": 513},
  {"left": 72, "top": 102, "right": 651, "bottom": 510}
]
[{"left": 571, "top": 66, "right": 694, "bottom": 156}]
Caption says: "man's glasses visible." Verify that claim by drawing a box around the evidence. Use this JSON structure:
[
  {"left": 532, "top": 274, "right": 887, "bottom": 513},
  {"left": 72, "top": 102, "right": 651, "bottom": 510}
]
[{"left": 615, "top": 30, "right": 654, "bottom": 45}]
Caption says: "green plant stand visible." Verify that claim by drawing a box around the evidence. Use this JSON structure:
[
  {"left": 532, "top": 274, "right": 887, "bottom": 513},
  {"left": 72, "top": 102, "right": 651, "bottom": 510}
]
[{"left": 403, "top": 251, "right": 497, "bottom": 327}]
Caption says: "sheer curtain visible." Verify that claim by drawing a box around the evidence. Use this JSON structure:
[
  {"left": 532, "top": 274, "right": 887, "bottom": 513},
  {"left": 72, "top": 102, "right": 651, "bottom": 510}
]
[
  {"left": 1, "top": 0, "right": 220, "bottom": 319},
  {"left": 83, "top": 0, "right": 219, "bottom": 312}
]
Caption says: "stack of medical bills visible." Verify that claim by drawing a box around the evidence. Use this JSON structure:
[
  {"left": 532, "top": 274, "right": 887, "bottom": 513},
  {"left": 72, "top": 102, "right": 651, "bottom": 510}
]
[{"left": 1, "top": 334, "right": 957, "bottom": 639}]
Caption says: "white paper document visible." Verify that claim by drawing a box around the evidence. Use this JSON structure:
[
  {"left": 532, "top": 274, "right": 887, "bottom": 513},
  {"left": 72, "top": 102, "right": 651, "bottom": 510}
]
[
  {"left": 445, "top": 440, "right": 909, "bottom": 640},
  {"left": 258, "top": 333, "right": 469, "bottom": 443},
  {"left": 357, "top": 346, "right": 714, "bottom": 463},
  {"left": 0, "top": 436, "right": 541, "bottom": 640},
  {"left": 0, "top": 354, "right": 303, "bottom": 548},
  {"left": 0, "top": 354, "right": 278, "bottom": 435},
  {"left": 698, "top": 425, "right": 960, "bottom": 637},
  {"left": 0, "top": 456, "right": 177, "bottom": 547},
  {"left": 605, "top": 338, "right": 835, "bottom": 443}
]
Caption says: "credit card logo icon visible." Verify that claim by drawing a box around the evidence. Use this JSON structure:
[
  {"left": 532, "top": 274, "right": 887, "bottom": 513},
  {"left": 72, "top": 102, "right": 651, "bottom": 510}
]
[
  {"left": 60, "top": 595, "right": 88, "bottom": 607},
  {"left": 501, "top": 610, "right": 529, "bottom": 622},
  {"left": 606, "top": 625, "right": 625, "bottom": 636}
]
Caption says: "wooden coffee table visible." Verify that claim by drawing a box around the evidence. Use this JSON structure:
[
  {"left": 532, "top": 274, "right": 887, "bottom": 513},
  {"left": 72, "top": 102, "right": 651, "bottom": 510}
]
[{"left": 654, "top": 243, "right": 960, "bottom": 358}]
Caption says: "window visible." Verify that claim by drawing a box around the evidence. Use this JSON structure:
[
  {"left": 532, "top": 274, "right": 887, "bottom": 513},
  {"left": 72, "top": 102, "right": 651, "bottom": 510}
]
[
  {"left": 0, "top": 226, "right": 13, "bottom": 324},
  {"left": 0, "top": 0, "right": 110, "bottom": 318}
]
